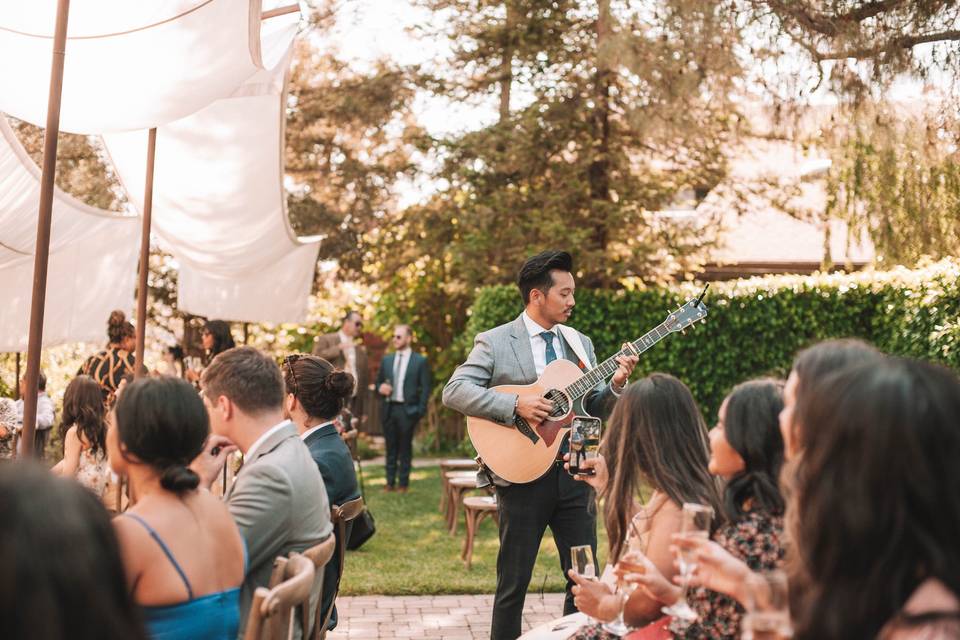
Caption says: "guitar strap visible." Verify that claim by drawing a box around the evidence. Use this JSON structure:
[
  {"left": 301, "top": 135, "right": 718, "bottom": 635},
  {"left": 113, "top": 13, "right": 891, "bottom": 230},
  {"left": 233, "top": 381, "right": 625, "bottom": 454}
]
[{"left": 556, "top": 324, "right": 592, "bottom": 369}]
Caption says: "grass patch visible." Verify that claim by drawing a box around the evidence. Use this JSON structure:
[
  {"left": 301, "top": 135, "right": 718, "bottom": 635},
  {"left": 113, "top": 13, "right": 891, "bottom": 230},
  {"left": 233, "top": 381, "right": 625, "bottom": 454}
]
[{"left": 340, "top": 462, "right": 608, "bottom": 595}]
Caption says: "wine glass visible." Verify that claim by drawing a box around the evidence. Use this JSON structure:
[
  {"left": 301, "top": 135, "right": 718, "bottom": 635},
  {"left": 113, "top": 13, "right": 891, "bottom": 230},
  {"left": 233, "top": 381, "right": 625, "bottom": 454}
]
[
  {"left": 570, "top": 545, "right": 596, "bottom": 580},
  {"left": 661, "top": 502, "right": 714, "bottom": 622},
  {"left": 742, "top": 570, "right": 792, "bottom": 639},
  {"left": 601, "top": 515, "right": 645, "bottom": 637}
]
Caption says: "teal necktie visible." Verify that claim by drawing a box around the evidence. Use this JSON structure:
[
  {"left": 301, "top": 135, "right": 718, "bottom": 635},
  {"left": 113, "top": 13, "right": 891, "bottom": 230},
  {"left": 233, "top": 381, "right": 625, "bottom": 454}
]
[{"left": 539, "top": 331, "right": 558, "bottom": 365}]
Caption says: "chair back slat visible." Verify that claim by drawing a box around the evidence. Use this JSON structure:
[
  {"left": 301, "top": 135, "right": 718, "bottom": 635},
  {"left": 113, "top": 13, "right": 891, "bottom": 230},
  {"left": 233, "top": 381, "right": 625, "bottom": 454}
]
[
  {"left": 301, "top": 535, "right": 337, "bottom": 639},
  {"left": 244, "top": 553, "right": 315, "bottom": 640}
]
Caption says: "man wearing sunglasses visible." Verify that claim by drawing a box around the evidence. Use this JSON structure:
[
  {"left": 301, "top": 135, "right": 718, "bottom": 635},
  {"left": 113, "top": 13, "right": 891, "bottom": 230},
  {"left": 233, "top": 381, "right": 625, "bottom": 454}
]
[
  {"left": 312, "top": 310, "right": 369, "bottom": 427},
  {"left": 375, "top": 325, "right": 431, "bottom": 493}
]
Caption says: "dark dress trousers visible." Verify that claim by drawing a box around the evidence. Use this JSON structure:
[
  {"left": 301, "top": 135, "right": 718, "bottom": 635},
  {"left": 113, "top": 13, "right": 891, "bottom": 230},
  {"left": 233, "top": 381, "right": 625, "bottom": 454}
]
[
  {"left": 375, "top": 351, "right": 431, "bottom": 488},
  {"left": 304, "top": 423, "right": 360, "bottom": 631}
]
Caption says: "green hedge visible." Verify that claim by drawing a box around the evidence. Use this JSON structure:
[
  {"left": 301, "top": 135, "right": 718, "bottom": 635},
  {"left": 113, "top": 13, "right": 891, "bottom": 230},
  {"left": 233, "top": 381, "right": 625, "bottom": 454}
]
[{"left": 448, "top": 260, "right": 960, "bottom": 419}]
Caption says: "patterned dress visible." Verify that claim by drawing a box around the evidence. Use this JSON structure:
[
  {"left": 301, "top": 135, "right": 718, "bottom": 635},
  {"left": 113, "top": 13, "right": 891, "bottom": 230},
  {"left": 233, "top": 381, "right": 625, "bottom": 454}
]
[
  {"left": 571, "top": 509, "right": 785, "bottom": 640},
  {"left": 80, "top": 347, "right": 136, "bottom": 400},
  {"left": 0, "top": 397, "right": 18, "bottom": 459},
  {"left": 76, "top": 446, "right": 111, "bottom": 498},
  {"left": 670, "top": 510, "right": 785, "bottom": 639}
]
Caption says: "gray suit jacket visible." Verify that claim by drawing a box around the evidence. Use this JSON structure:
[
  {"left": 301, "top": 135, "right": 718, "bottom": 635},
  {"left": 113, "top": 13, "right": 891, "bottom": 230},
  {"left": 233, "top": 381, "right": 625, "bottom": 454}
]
[
  {"left": 227, "top": 421, "right": 333, "bottom": 636},
  {"left": 442, "top": 314, "right": 617, "bottom": 484}
]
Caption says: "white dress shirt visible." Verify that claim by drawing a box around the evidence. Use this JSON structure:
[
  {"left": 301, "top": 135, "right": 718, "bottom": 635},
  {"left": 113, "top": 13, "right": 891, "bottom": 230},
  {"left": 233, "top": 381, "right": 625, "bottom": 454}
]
[
  {"left": 14, "top": 392, "right": 55, "bottom": 430},
  {"left": 300, "top": 420, "right": 336, "bottom": 442},
  {"left": 244, "top": 419, "right": 293, "bottom": 462},
  {"left": 391, "top": 348, "right": 413, "bottom": 402},
  {"left": 522, "top": 311, "right": 563, "bottom": 376},
  {"left": 338, "top": 330, "right": 358, "bottom": 381}
]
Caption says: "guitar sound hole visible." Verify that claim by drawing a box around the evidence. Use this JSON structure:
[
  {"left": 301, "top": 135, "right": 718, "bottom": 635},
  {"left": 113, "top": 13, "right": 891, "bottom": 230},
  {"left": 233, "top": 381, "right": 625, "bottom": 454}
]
[{"left": 544, "top": 389, "right": 570, "bottom": 419}]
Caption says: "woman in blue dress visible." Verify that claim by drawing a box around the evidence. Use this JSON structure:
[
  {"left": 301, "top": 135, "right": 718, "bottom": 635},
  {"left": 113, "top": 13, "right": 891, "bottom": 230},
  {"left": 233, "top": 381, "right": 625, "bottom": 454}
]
[{"left": 109, "top": 377, "right": 246, "bottom": 640}]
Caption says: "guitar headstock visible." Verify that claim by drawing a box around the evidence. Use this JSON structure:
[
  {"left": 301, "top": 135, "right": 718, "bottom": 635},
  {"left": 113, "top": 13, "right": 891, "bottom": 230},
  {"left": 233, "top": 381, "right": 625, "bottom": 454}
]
[{"left": 663, "top": 295, "right": 709, "bottom": 333}]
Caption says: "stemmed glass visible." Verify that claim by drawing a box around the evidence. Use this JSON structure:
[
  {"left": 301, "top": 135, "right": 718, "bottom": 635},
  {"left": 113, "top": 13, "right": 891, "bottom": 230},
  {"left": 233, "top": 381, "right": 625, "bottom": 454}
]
[
  {"left": 662, "top": 502, "right": 714, "bottom": 622},
  {"left": 570, "top": 545, "right": 596, "bottom": 580},
  {"left": 742, "top": 570, "right": 792, "bottom": 639},
  {"left": 601, "top": 515, "right": 644, "bottom": 637}
]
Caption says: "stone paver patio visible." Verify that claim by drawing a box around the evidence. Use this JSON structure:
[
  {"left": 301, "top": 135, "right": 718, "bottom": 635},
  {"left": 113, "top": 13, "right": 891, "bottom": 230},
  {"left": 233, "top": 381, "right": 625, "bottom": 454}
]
[{"left": 327, "top": 593, "right": 566, "bottom": 639}]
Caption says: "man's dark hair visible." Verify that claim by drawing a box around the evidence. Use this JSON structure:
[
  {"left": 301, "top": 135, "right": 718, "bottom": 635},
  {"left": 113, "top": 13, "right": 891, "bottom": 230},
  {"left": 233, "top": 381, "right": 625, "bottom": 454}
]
[
  {"left": 517, "top": 250, "right": 573, "bottom": 305},
  {"left": 201, "top": 346, "right": 284, "bottom": 415},
  {"left": 37, "top": 371, "right": 46, "bottom": 392}
]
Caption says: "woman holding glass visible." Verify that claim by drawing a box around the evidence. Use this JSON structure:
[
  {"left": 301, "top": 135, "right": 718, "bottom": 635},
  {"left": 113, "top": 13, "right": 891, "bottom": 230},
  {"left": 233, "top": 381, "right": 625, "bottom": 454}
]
[
  {"left": 620, "top": 378, "right": 788, "bottom": 639},
  {"left": 185, "top": 320, "right": 236, "bottom": 384},
  {"left": 567, "top": 374, "right": 722, "bottom": 638}
]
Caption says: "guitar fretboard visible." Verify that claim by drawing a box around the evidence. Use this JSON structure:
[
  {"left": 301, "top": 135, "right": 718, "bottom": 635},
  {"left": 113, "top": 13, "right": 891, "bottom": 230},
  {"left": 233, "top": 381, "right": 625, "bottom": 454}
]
[{"left": 564, "top": 321, "right": 672, "bottom": 400}]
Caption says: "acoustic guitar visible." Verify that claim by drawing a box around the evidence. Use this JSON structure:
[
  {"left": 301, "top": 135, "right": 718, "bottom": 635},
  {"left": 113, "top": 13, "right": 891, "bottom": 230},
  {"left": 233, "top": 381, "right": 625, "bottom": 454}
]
[{"left": 467, "top": 290, "right": 709, "bottom": 483}]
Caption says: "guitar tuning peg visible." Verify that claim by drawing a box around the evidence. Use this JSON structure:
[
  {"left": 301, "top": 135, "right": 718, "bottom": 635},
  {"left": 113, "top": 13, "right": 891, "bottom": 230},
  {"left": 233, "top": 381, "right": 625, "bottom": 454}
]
[{"left": 680, "top": 329, "right": 686, "bottom": 336}]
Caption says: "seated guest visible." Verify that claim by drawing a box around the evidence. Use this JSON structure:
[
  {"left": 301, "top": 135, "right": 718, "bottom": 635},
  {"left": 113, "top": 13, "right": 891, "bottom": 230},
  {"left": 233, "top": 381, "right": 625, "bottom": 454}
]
[
  {"left": 190, "top": 346, "right": 333, "bottom": 638},
  {"left": 52, "top": 375, "right": 111, "bottom": 498},
  {"left": 568, "top": 374, "right": 723, "bottom": 636},
  {"left": 80, "top": 310, "right": 137, "bottom": 404},
  {"left": 622, "top": 378, "right": 787, "bottom": 639},
  {"left": 282, "top": 354, "right": 361, "bottom": 631},
  {"left": 0, "top": 461, "right": 147, "bottom": 640},
  {"left": 0, "top": 397, "right": 18, "bottom": 459},
  {"left": 110, "top": 377, "right": 245, "bottom": 640},
  {"left": 788, "top": 357, "right": 960, "bottom": 639},
  {"left": 674, "top": 339, "right": 885, "bottom": 612}
]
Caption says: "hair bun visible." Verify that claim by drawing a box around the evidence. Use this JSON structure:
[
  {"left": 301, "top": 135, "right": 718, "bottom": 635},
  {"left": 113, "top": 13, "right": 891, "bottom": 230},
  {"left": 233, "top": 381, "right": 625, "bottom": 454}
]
[
  {"left": 159, "top": 465, "right": 200, "bottom": 493},
  {"left": 108, "top": 310, "right": 127, "bottom": 328},
  {"left": 323, "top": 370, "right": 355, "bottom": 399}
]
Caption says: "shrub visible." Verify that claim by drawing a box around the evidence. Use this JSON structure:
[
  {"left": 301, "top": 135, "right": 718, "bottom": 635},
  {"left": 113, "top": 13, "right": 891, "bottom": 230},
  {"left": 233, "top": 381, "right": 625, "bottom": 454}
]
[{"left": 446, "top": 259, "right": 960, "bottom": 419}]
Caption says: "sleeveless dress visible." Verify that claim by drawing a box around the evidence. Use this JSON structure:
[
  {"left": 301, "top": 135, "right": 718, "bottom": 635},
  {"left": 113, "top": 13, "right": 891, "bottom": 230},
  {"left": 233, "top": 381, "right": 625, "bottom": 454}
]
[
  {"left": 122, "top": 513, "right": 245, "bottom": 640},
  {"left": 76, "top": 446, "right": 111, "bottom": 497}
]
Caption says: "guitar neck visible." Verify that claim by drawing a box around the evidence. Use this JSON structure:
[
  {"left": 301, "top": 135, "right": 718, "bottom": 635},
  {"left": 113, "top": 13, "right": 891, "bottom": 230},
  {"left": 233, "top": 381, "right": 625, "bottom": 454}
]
[{"left": 564, "top": 321, "right": 671, "bottom": 400}]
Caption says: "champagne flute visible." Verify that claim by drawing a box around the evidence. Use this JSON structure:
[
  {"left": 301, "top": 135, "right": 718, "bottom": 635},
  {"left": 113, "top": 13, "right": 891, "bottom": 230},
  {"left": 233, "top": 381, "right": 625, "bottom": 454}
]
[
  {"left": 742, "top": 570, "right": 792, "bottom": 639},
  {"left": 661, "top": 502, "right": 714, "bottom": 622},
  {"left": 570, "top": 545, "right": 596, "bottom": 580},
  {"left": 601, "top": 515, "right": 644, "bottom": 637}
]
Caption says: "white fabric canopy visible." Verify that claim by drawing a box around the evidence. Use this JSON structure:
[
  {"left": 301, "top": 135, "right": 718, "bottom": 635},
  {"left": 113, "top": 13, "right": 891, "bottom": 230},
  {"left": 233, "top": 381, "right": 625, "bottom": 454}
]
[
  {"left": 103, "top": 25, "right": 320, "bottom": 324},
  {"left": 0, "top": 0, "right": 291, "bottom": 134},
  {"left": 0, "top": 117, "right": 139, "bottom": 351}
]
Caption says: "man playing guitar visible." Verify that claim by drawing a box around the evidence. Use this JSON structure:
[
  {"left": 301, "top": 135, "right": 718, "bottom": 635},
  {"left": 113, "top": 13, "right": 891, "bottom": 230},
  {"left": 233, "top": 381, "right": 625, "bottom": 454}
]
[{"left": 443, "top": 250, "right": 638, "bottom": 640}]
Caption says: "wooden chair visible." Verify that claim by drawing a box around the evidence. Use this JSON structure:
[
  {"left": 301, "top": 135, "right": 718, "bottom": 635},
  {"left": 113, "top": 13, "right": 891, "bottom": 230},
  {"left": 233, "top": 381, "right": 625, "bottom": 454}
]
[
  {"left": 243, "top": 553, "right": 315, "bottom": 640},
  {"left": 268, "top": 536, "right": 337, "bottom": 640},
  {"left": 461, "top": 495, "right": 499, "bottom": 569},
  {"left": 447, "top": 475, "right": 486, "bottom": 535},
  {"left": 441, "top": 469, "right": 479, "bottom": 517},
  {"left": 314, "top": 497, "right": 365, "bottom": 639},
  {"left": 439, "top": 461, "right": 478, "bottom": 512}
]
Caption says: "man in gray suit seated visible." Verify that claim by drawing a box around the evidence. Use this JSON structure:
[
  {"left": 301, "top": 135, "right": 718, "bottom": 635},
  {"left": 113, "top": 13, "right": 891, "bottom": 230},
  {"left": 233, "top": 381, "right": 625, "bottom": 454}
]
[{"left": 191, "top": 346, "right": 333, "bottom": 637}]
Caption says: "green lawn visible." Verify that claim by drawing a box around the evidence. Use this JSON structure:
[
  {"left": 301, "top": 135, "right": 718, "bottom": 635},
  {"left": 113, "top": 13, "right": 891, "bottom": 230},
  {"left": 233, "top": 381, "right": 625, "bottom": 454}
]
[{"left": 339, "top": 462, "right": 609, "bottom": 595}]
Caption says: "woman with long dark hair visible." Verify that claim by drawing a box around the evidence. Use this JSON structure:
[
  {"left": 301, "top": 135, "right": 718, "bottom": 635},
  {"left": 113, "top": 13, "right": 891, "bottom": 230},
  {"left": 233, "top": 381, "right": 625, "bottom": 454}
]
[
  {"left": 281, "top": 353, "right": 360, "bottom": 633},
  {"left": 569, "top": 373, "right": 722, "bottom": 635},
  {"left": 624, "top": 378, "right": 787, "bottom": 639},
  {"left": 52, "top": 375, "right": 111, "bottom": 498},
  {"left": 0, "top": 461, "right": 148, "bottom": 640},
  {"left": 186, "top": 320, "right": 235, "bottom": 384},
  {"left": 791, "top": 358, "right": 960, "bottom": 639},
  {"left": 109, "top": 377, "right": 245, "bottom": 640}
]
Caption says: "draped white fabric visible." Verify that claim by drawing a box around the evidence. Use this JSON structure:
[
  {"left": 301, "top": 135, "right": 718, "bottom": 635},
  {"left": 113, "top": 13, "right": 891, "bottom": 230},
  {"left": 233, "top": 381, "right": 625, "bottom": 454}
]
[
  {"left": 0, "top": 117, "right": 139, "bottom": 351},
  {"left": 0, "top": 0, "right": 291, "bottom": 134},
  {"left": 103, "top": 27, "right": 320, "bottom": 324}
]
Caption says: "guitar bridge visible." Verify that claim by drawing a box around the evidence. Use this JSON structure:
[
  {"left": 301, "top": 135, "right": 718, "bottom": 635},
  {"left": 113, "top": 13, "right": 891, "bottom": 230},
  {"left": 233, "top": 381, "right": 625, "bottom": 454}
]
[{"left": 514, "top": 416, "right": 540, "bottom": 445}]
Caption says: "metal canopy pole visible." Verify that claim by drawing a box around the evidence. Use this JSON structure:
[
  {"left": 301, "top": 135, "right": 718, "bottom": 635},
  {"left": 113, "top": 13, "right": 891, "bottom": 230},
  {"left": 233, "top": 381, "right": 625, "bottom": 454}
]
[
  {"left": 21, "top": 0, "right": 71, "bottom": 458},
  {"left": 134, "top": 128, "right": 157, "bottom": 378}
]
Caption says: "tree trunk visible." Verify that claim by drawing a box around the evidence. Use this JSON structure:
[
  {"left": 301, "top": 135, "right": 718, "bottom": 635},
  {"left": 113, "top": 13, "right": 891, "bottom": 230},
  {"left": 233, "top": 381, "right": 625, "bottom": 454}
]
[
  {"left": 499, "top": 1, "right": 517, "bottom": 122},
  {"left": 589, "top": 0, "right": 612, "bottom": 251}
]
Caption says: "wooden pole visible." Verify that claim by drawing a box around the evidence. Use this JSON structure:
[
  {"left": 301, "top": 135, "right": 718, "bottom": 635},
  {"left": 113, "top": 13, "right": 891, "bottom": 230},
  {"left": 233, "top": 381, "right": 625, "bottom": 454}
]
[
  {"left": 261, "top": 4, "right": 299, "bottom": 20},
  {"left": 134, "top": 128, "right": 157, "bottom": 378},
  {"left": 21, "top": 0, "right": 71, "bottom": 458},
  {"left": 14, "top": 353, "right": 21, "bottom": 400}
]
